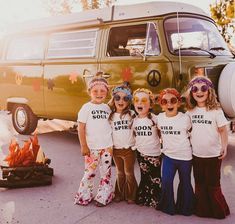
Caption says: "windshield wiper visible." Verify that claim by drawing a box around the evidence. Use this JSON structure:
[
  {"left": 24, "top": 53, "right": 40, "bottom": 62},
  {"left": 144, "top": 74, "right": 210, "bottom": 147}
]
[
  {"left": 174, "top": 47, "right": 216, "bottom": 59},
  {"left": 209, "top": 47, "right": 225, "bottom": 51},
  {"left": 210, "top": 47, "right": 235, "bottom": 58}
]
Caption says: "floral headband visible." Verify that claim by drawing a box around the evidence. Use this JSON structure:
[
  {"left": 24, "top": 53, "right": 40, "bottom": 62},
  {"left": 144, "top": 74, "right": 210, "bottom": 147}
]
[
  {"left": 188, "top": 77, "right": 214, "bottom": 89},
  {"left": 133, "top": 88, "right": 155, "bottom": 101},
  {"left": 88, "top": 78, "right": 109, "bottom": 91},
  {"left": 157, "top": 88, "right": 181, "bottom": 104},
  {"left": 112, "top": 86, "right": 132, "bottom": 100}
]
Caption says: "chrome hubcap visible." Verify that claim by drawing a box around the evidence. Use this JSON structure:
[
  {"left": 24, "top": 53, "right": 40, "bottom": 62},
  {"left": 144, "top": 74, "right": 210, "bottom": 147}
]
[{"left": 16, "top": 108, "right": 27, "bottom": 128}]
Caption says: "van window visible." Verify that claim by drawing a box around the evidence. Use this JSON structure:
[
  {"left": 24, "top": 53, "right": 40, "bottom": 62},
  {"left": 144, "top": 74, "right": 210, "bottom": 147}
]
[
  {"left": 145, "top": 23, "right": 161, "bottom": 56},
  {"left": 47, "top": 29, "right": 98, "bottom": 59},
  {"left": 6, "top": 35, "right": 46, "bottom": 60},
  {"left": 107, "top": 23, "right": 160, "bottom": 57},
  {"left": 164, "top": 17, "right": 232, "bottom": 56}
]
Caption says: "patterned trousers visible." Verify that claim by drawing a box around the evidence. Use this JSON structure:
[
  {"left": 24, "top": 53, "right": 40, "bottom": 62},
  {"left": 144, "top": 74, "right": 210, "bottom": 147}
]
[
  {"left": 136, "top": 151, "right": 161, "bottom": 208},
  {"left": 74, "top": 148, "right": 114, "bottom": 205}
]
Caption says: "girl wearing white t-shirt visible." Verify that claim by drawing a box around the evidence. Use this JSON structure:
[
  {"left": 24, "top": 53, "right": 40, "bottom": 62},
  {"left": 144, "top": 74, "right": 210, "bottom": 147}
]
[
  {"left": 109, "top": 85, "right": 138, "bottom": 204},
  {"left": 74, "top": 77, "right": 113, "bottom": 207},
  {"left": 186, "top": 76, "right": 230, "bottom": 219},
  {"left": 132, "top": 88, "right": 161, "bottom": 208},
  {"left": 157, "top": 88, "right": 194, "bottom": 216}
]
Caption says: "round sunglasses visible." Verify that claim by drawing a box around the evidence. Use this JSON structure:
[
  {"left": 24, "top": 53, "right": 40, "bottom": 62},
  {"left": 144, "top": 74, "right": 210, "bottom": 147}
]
[
  {"left": 114, "top": 94, "right": 130, "bottom": 102},
  {"left": 133, "top": 96, "right": 149, "bottom": 104},
  {"left": 160, "top": 97, "right": 178, "bottom": 105},
  {"left": 191, "top": 85, "right": 209, "bottom": 93}
]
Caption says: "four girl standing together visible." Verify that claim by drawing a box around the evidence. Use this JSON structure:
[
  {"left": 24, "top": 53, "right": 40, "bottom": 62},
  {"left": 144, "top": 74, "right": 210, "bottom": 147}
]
[{"left": 74, "top": 75, "right": 230, "bottom": 219}]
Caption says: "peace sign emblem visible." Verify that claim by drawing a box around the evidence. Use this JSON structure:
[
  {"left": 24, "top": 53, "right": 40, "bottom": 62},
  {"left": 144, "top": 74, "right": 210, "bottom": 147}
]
[
  {"left": 147, "top": 70, "right": 161, "bottom": 87},
  {"left": 15, "top": 73, "right": 23, "bottom": 85}
]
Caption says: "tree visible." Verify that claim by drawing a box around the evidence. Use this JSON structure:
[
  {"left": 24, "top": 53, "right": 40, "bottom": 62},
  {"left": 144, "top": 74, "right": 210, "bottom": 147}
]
[
  {"left": 80, "top": 0, "right": 115, "bottom": 10},
  {"left": 43, "top": 0, "right": 115, "bottom": 15},
  {"left": 210, "top": 0, "right": 235, "bottom": 43}
]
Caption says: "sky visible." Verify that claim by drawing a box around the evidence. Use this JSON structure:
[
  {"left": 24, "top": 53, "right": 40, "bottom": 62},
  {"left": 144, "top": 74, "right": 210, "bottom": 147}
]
[
  {"left": 0, "top": 0, "right": 232, "bottom": 41},
  {"left": 0, "top": 0, "right": 215, "bottom": 28}
]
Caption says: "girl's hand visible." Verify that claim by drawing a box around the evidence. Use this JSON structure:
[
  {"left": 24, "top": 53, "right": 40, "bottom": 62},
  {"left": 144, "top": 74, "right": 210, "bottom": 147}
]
[
  {"left": 81, "top": 146, "right": 90, "bottom": 156},
  {"left": 218, "top": 148, "right": 227, "bottom": 159}
]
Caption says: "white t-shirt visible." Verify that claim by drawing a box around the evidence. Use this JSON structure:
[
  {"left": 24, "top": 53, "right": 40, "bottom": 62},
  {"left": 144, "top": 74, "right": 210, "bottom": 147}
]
[
  {"left": 187, "top": 107, "right": 229, "bottom": 158},
  {"left": 132, "top": 113, "right": 161, "bottom": 156},
  {"left": 110, "top": 111, "right": 135, "bottom": 149},
  {"left": 77, "top": 102, "right": 113, "bottom": 150},
  {"left": 157, "top": 112, "right": 192, "bottom": 160}
]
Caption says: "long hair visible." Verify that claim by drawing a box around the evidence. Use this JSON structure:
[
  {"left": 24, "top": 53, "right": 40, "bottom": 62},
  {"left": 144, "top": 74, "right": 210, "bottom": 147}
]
[
  {"left": 185, "top": 76, "right": 220, "bottom": 111},
  {"left": 108, "top": 84, "right": 132, "bottom": 121}
]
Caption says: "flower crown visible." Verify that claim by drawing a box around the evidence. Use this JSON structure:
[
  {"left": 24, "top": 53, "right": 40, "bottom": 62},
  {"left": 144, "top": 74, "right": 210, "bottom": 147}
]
[
  {"left": 133, "top": 88, "right": 155, "bottom": 101},
  {"left": 88, "top": 77, "right": 109, "bottom": 91},
  {"left": 157, "top": 88, "right": 181, "bottom": 104},
  {"left": 188, "top": 77, "right": 214, "bottom": 89}
]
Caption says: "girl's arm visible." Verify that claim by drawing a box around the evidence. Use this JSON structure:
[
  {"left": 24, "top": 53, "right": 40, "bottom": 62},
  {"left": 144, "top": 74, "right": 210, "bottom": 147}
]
[
  {"left": 78, "top": 122, "right": 90, "bottom": 156},
  {"left": 218, "top": 125, "right": 228, "bottom": 159}
]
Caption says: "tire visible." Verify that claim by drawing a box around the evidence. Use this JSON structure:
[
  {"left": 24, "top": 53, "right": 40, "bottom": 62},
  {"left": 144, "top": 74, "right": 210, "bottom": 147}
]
[
  {"left": 12, "top": 104, "right": 38, "bottom": 135},
  {"left": 218, "top": 62, "right": 235, "bottom": 118}
]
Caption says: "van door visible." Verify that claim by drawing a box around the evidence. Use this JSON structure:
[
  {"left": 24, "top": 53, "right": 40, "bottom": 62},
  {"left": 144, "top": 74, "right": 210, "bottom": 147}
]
[
  {"left": 43, "top": 28, "right": 100, "bottom": 121},
  {"left": 99, "top": 22, "right": 173, "bottom": 100}
]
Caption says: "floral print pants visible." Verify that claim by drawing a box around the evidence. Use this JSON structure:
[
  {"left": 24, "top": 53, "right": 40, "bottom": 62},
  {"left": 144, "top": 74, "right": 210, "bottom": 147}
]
[
  {"left": 74, "top": 148, "right": 114, "bottom": 206},
  {"left": 136, "top": 151, "right": 161, "bottom": 208}
]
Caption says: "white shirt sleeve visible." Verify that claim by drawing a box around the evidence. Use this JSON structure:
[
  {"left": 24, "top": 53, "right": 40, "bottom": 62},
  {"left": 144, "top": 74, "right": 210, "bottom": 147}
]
[
  {"left": 216, "top": 109, "right": 229, "bottom": 127},
  {"left": 185, "top": 113, "right": 192, "bottom": 130},
  {"left": 77, "top": 104, "right": 88, "bottom": 123}
]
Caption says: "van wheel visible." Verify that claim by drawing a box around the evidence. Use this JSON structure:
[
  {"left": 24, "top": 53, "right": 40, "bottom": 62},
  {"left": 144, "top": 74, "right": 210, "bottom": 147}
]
[
  {"left": 218, "top": 62, "right": 235, "bottom": 118},
  {"left": 12, "top": 104, "right": 38, "bottom": 135}
]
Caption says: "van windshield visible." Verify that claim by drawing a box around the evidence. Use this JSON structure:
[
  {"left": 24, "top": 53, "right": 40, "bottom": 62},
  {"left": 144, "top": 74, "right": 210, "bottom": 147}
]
[{"left": 164, "top": 17, "right": 232, "bottom": 56}]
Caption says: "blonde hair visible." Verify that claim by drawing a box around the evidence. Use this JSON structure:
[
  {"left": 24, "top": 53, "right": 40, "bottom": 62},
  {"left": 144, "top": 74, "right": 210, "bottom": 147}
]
[{"left": 186, "top": 76, "right": 220, "bottom": 111}]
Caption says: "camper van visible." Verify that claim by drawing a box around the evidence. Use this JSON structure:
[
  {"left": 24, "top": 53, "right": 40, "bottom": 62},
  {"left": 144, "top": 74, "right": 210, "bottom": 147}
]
[{"left": 0, "top": 1, "right": 234, "bottom": 134}]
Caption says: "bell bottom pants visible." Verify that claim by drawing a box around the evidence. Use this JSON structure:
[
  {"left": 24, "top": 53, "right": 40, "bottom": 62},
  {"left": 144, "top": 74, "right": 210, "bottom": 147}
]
[
  {"left": 159, "top": 155, "right": 194, "bottom": 216},
  {"left": 193, "top": 155, "right": 230, "bottom": 219},
  {"left": 74, "top": 148, "right": 113, "bottom": 205},
  {"left": 113, "top": 148, "right": 138, "bottom": 201}
]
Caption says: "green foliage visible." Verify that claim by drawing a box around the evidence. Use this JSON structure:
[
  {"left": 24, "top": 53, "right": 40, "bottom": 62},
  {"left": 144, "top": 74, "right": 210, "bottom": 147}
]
[
  {"left": 81, "top": 0, "right": 115, "bottom": 10},
  {"left": 42, "top": 0, "right": 79, "bottom": 15},
  {"left": 210, "top": 0, "right": 235, "bottom": 43}
]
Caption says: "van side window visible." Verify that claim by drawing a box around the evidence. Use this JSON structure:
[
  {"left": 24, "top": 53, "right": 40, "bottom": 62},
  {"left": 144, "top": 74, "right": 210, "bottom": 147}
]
[
  {"left": 6, "top": 36, "right": 46, "bottom": 60},
  {"left": 145, "top": 23, "right": 160, "bottom": 56},
  {"left": 47, "top": 29, "right": 98, "bottom": 59},
  {"left": 107, "top": 23, "right": 160, "bottom": 57}
]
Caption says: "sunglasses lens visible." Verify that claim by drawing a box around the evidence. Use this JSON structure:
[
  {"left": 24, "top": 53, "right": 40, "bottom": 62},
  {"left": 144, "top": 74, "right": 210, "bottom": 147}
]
[
  {"left": 123, "top": 96, "right": 130, "bottom": 102},
  {"left": 170, "top": 97, "right": 178, "bottom": 104},
  {"left": 114, "top": 95, "right": 121, "bottom": 101},
  {"left": 191, "top": 86, "right": 198, "bottom": 93},
  {"left": 141, "top": 98, "right": 148, "bottom": 103},
  {"left": 191, "top": 85, "right": 209, "bottom": 93},
  {"left": 161, "top": 99, "right": 167, "bottom": 105},
  {"left": 133, "top": 97, "right": 138, "bottom": 103},
  {"left": 134, "top": 97, "right": 148, "bottom": 104},
  {"left": 201, "top": 85, "right": 209, "bottom": 92},
  {"left": 161, "top": 97, "right": 178, "bottom": 105}
]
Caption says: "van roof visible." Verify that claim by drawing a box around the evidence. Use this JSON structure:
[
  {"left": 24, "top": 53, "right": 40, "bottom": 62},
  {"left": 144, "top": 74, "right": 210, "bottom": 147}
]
[{"left": 8, "top": 1, "right": 208, "bottom": 33}]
